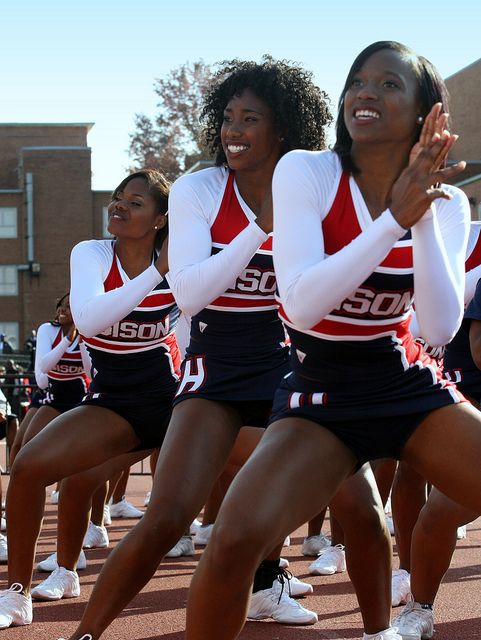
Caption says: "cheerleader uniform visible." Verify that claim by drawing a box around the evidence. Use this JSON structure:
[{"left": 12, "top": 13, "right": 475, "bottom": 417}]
[
  {"left": 168, "top": 166, "right": 290, "bottom": 428},
  {"left": 35, "top": 323, "right": 89, "bottom": 413},
  {"left": 70, "top": 239, "right": 180, "bottom": 449},
  {"left": 270, "top": 150, "right": 470, "bottom": 465}
]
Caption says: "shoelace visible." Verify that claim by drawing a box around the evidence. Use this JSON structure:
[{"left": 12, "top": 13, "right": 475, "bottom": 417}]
[
  {"left": 318, "top": 543, "right": 344, "bottom": 557},
  {"left": 1, "top": 582, "right": 24, "bottom": 596},
  {"left": 274, "top": 568, "right": 293, "bottom": 603},
  {"left": 58, "top": 635, "right": 92, "bottom": 640}
]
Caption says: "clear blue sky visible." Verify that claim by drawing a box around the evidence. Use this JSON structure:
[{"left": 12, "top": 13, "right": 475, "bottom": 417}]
[{"left": 1, "top": 0, "right": 479, "bottom": 190}]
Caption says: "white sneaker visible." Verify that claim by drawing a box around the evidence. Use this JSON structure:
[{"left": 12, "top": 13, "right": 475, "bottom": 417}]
[
  {"left": 457, "top": 525, "right": 467, "bottom": 539},
  {"left": 144, "top": 491, "right": 151, "bottom": 506},
  {"left": 37, "top": 550, "right": 87, "bottom": 572},
  {"left": 302, "top": 533, "right": 331, "bottom": 556},
  {"left": 31, "top": 566, "right": 80, "bottom": 601},
  {"left": 58, "top": 635, "right": 93, "bottom": 640},
  {"left": 279, "top": 557, "right": 289, "bottom": 569},
  {"left": 283, "top": 535, "right": 290, "bottom": 546},
  {"left": 103, "top": 504, "right": 112, "bottom": 526},
  {"left": 247, "top": 586, "right": 318, "bottom": 624},
  {"left": 274, "top": 573, "right": 313, "bottom": 597},
  {"left": 50, "top": 490, "right": 59, "bottom": 504},
  {"left": 189, "top": 518, "right": 202, "bottom": 535},
  {"left": 109, "top": 498, "right": 143, "bottom": 519},
  {"left": 0, "top": 534, "right": 7, "bottom": 564},
  {"left": 392, "top": 568, "right": 411, "bottom": 607},
  {"left": 194, "top": 524, "right": 213, "bottom": 546},
  {"left": 393, "top": 598, "right": 434, "bottom": 639},
  {"left": 385, "top": 514, "right": 395, "bottom": 536},
  {"left": 165, "top": 535, "right": 195, "bottom": 558},
  {"left": 362, "top": 627, "right": 402, "bottom": 639},
  {"left": 0, "top": 517, "right": 5, "bottom": 532},
  {"left": 0, "top": 583, "right": 32, "bottom": 629},
  {"left": 82, "top": 522, "right": 109, "bottom": 549},
  {"left": 309, "top": 544, "right": 346, "bottom": 575}
]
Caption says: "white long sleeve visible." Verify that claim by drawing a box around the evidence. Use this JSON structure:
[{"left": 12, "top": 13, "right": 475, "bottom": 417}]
[
  {"left": 411, "top": 193, "right": 469, "bottom": 346},
  {"left": 273, "top": 151, "right": 406, "bottom": 330},
  {"left": 273, "top": 150, "right": 469, "bottom": 344},
  {"left": 70, "top": 240, "right": 163, "bottom": 338},
  {"left": 168, "top": 168, "right": 268, "bottom": 316},
  {"left": 35, "top": 323, "right": 71, "bottom": 383}
]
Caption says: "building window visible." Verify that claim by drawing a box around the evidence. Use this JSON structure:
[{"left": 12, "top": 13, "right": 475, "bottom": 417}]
[
  {"left": 0, "top": 321, "right": 19, "bottom": 351},
  {"left": 102, "top": 207, "right": 113, "bottom": 238},
  {"left": 0, "top": 207, "right": 17, "bottom": 238},
  {"left": 0, "top": 266, "right": 18, "bottom": 296}
]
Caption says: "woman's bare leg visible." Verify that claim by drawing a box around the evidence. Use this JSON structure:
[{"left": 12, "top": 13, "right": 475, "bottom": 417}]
[
  {"left": 391, "top": 461, "right": 428, "bottom": 571},
  {"left": 67, "top": 399, "right": 242, "bottom": 640},
  {"left": 409, "top": 487, "right": 477, "bottom": 604},
  {"left": 186, "top": 418, "right": 357, "bottom": 640},
  {"left": 6, "top": 405, "right": 139, "bottom": 591},
  {"left": 330, "top": 464, "right": 392, "bottom": 633},
  {"left": 57, "top": 451, "right": 150, "bottom": 570}
]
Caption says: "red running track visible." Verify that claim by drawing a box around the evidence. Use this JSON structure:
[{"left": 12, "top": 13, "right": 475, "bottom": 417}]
[{"left": 2, "top": 473, "right": 481, "bottom": 640}]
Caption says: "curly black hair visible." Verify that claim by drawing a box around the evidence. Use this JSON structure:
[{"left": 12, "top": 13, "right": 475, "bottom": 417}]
[
  {"left": 334, "top": 41, "right": 450, "bottom": 174},
  {"left": 201, "top": 55, "right": 332, "bottom": 165}
]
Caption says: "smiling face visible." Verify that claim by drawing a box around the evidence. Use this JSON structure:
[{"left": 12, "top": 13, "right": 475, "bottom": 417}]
[
  {"left": 220, "top": 88, "right": 283, "bottom": 174},
  {"left": 56, "top": 295, "right": 73, "bottom": 326},
  {"left": 343, "top": 48, "right": 422, "bottom": 148},
  {"left": 107, "top": 177, "right": 165, "bottom": 241}
]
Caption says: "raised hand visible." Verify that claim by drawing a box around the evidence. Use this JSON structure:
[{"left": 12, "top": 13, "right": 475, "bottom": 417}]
[{"left": 391, "top": 131, "right": 466, "bottom": 229}]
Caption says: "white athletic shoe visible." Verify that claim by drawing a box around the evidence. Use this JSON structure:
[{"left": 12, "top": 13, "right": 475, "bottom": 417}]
[
  {"left": 165, "top": 535, "right": 195, "bottom": 558},
  {"left": 103, "top": 504, "right": 112, "bottom": 526},
  {"left": 392, "top": 568, "right": 411, "bottom": 607},
  {"left": 456, "top": 525, "right": 467, "bottom": 539},
  {"left": 58, "top": 635, "right": 93, "bottom": 640},
  {"left": 189, "top": 518, "right": 202, "bottom": 535},
  {"left": 393, "top": 597, "right": 434, "bottom": 639},
  {"left": 301, "top": 533, "right": 331, "bottom": 556},
  {"left": 194, "top": 524, "right": 213, "bottom": 546},
  {"left": 144, "top": 491, "right": 151, "bottom": 506},
  {"left": 109, "top": 498, "right": 143, "bottom": 519},
  {"left": 31, "top": 566, "right": 80, "bottom": 601},
  {"left": 0, "top": 517, "right": 5, "bottom": 532},
  {"left": 283, "top": 535, "right": 291, "bottom": 546},
  {"left": 0, "top": 583, "right": 32, "bottom": 629},
  {"left": 37, "top": 550, "right": 87, "bottom": 572},
  {"left": 275, "top": 574, "right": 313, "bottom": 597},
  {"left": 362, "top": 627, "right": 402, "bottom": 639},
  {"left": 50, "top": 490, "right": 59, "bottom": 504},
  {"left": 279, "top": 557, "right": 289, "bottom": 569},
  {"left": 309, "top": 544, "right": 346, "bottom": 575},
  {"left": 0, "top": 534, "right": 7, "bottom": 564},
  {"left": 247, "top": 586, "right": 318, "bottom": 624},
  {"left": 385, "top": 514, "right": 395, "bottom": 536},
  {"left": 82, "top": 522, "right": 109, "bottom": 549}
]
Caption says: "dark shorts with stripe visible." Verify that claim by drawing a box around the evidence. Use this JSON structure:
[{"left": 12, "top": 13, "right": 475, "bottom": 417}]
[
  {"left": 30, "top": 389, "right": 47, "bottom": 409},
  {"left": 42, "top": 379, "right": 88, "bottom": 414},
  {"left": 173, "top": 350, "right": 290, "bottom": 428},
  {"left": 81, "top": 387, "right": 174, "bottom": 450},
  {"left": 268, "top": 371, "right": 464, "bottom": 466}
]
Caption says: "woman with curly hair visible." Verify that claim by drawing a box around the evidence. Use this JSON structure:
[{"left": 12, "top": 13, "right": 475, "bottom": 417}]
[
  {"left": 184, "top": 41, "right": 473, "bottom": 640},
  {"left": 58, "top": 56, "right": 332, "bottom": 640}
]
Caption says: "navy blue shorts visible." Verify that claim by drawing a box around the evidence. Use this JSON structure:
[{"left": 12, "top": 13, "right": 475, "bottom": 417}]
[
  {"left": 81, "top": 388, "right": 174, "bottom": 450},
  {"left": 174, "top": 351, "right": 289, "bottom": 403},
  {"left": 268, "top": 372, "right": 463, "bottom": 465}
]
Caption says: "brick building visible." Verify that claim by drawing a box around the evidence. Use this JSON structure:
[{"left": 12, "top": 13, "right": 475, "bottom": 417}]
[
  {"left": 0, "top": 124, "right": 110, "bottom": 351},
  {"left": 446, "top": 58, "right": 481, "bottom": 219}
]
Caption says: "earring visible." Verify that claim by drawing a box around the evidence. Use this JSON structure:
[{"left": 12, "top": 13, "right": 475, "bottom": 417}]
[
  {"left": 416, "top": 116, "right": 424, "bottom": 124},
  {"left": 154, "top": 225, "right": 158, "bottom": 230}
]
